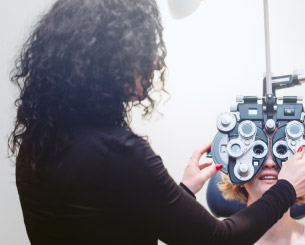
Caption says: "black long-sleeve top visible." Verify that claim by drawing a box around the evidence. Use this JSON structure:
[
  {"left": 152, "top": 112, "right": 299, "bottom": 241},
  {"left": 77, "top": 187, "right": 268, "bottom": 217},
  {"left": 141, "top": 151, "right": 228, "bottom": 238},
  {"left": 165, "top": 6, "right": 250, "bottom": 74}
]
[{"left": 16, "top": 127, "right": 296, "bottom": 245}]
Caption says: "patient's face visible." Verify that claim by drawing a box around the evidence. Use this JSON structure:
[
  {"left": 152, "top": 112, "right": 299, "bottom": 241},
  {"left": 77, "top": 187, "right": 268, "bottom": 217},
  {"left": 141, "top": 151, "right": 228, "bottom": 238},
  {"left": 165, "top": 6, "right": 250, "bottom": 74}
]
[{"left": 244, "top": 153, "right": 279, "bottom": 205}]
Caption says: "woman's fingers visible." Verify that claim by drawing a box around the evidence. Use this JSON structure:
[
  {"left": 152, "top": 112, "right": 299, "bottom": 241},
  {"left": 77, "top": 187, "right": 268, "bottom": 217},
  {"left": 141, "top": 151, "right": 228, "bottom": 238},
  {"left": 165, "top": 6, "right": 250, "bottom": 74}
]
[
  {"left": 290, "top": 146, "right": 304, "bottom": 161},
  {"left": 189, "top": 142, "right": 212, "bottom": 166},
  {"left": 278, "top": 146, "right": 305, "bottom": 197},
  {"left": 182, "top": 142, "right": 214, "bottom": 194},
  {"left": 200, "top": 163, "right": 222, "bottom": 183},
  {"left": 199, "top": 141, "right": 212, "bottom": 155},
  {"left": 199, "top": 162, "right": 213, "bottom": 170}
]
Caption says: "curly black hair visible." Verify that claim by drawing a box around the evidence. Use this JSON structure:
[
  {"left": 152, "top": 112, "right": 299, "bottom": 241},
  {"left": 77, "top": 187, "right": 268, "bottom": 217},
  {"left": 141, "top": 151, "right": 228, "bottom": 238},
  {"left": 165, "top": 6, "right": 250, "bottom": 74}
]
[{"left": 9, "top": 0, "right": 167, "bottom": 170}]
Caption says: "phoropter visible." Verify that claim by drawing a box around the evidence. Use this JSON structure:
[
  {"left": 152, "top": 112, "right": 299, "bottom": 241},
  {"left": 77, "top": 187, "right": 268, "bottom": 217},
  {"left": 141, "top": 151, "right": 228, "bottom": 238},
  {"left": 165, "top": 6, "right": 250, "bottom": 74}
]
[{"left": 209, "top": 0, "right": 305, "bottom": 184}]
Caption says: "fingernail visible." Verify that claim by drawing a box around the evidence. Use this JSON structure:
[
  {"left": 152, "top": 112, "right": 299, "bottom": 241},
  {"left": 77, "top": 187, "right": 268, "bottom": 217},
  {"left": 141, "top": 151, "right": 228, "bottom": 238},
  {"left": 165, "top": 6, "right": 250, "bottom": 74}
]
[
  {"left": 297, "top": 146, "right": 303, "bottom": 153},
  {"left": 216, "top": 164, "right": 223, "bottom": 171}
]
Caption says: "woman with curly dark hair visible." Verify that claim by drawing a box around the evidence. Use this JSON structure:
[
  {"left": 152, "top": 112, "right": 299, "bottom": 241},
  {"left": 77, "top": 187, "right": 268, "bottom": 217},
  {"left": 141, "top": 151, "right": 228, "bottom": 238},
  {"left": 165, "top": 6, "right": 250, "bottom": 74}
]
[{"left": 9, "top": 0, "right": 305, "bottom": 244}]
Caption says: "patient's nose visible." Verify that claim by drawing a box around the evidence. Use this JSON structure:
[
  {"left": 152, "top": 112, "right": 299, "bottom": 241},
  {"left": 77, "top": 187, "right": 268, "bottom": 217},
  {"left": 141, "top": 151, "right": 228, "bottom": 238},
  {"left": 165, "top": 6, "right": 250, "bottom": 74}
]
[{"left": 262, "top": 153, "right": 278, "bottom": 169}]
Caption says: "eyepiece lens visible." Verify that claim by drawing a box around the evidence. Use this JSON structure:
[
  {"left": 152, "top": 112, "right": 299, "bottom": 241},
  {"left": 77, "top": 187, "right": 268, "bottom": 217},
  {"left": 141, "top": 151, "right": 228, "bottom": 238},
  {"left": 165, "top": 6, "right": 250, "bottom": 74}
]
[
  {"left": 276, "top": 144, "right": 288, "bottom": 155},
  {"left": 253, "top": 144, "right": 264, "bottom": 155}
]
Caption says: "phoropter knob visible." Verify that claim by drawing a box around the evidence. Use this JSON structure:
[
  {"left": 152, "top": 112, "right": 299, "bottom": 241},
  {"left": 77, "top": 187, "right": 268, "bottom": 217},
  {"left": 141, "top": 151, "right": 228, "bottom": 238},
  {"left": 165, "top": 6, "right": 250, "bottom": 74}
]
[
  {"left": 238, "top": 163, "right": 249, "bottom": 177},
  {"left": 216, "top": 112, "right": 236, "bottom": 132},
  {"left": 265, "top": 119, "right": 276, "bottom": 133}
]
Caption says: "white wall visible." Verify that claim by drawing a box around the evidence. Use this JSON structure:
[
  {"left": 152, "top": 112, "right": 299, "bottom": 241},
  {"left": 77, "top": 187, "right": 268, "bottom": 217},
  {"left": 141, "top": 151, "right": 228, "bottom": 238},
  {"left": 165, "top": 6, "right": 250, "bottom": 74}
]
[
  {"left": 1, "top": 1, "right": 56, "bottom": 244},
  {"left": 0, "top": 0, "right": 304, "bottom": 244}
]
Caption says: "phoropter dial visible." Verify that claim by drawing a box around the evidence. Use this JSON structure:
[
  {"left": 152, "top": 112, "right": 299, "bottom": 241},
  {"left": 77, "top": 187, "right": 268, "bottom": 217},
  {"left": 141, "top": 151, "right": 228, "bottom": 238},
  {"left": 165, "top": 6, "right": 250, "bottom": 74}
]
[
  {"left": 286, "top": 121, "right": 304, "bottom": 140},
  {"left": 216, "top": 112, "right": 236, "bottom": 132},
  {"left": 239, "top": 120, "right": 257, "bottom": 139}
]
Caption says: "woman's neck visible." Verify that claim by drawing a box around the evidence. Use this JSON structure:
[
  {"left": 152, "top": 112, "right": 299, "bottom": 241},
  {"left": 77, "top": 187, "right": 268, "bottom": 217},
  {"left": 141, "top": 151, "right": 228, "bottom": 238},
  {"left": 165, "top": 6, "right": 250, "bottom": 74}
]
[{"left": 247, "top": 201, "right": 304, "bottom": 245}]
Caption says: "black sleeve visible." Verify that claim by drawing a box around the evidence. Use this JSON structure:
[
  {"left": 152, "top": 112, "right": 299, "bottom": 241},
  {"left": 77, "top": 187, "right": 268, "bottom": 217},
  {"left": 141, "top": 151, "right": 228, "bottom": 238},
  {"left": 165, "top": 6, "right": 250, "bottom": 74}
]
[
  {"left": 179, "top": 182, "right": 196, "bottom": 199},
  {"left": 122, "top": 135, "right": 296, "bottom": 245}
]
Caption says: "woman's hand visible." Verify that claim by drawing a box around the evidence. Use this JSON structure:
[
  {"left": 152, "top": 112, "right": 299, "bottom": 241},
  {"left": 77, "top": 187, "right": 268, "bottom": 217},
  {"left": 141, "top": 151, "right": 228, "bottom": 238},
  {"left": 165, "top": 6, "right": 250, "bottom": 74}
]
[
  {"left": 182, "top": 142, "right": 223, "bottom": 194},
  {"left": 278, "top": 146, "right": 305, "bottom": 197}
]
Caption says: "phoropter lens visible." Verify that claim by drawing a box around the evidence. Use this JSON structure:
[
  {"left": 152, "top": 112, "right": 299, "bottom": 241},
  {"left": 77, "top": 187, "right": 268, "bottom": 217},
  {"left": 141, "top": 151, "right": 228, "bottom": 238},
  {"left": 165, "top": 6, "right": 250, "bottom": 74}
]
[
  {"left": 227, "top": 139, "right": 245, "bottom": 158},
  {"left": 253, "top": 144, "right": 264, "bottom": 155},
  {"left": 239, "top": 120, "right": 257, "bottom": 139},
  {"left": 252, "top": 140, "right": 268, "bottom": 159},
  {"left": 276, "top": 144, "right": 288, "bottom": 156},
  {"left": 273, "top": 140, "right": 289, "bottom": 159},
  {"left": 242, "top": 123, "right": 253, "bottom": 135},
  {"left": 286, "top": 121, "right": 304, "bottom": 139},
  {"left": 289, "top": 124, "right": 301, "bottom": 135},
  {"left": 231, "top": 144, "right": 241, "bottom": 154}
]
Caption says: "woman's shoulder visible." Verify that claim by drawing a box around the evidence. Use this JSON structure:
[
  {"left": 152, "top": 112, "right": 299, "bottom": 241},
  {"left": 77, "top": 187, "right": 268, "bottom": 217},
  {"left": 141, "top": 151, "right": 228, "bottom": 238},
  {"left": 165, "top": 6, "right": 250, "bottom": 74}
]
[
  {"left": 69, "top": 126, "right": 151, "bottom": 155},
  {"left": 65, "top": 126, "right": 160, "bottom": 175}
]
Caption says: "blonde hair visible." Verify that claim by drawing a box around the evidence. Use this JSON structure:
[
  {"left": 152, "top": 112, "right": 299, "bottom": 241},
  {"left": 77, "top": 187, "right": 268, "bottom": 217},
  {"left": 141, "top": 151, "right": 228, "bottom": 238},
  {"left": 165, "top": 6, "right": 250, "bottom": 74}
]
[{"left": 218, "top": 173, "right": 305, "bottom": 205}]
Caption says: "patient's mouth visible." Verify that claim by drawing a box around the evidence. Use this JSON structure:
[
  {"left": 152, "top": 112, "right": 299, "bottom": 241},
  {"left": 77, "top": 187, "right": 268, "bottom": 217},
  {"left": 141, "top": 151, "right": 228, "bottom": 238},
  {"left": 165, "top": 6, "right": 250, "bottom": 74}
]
[
  {"left": 258, "top": 173, "right": 278, "bottom": 183},
  {"left": 260, "top": 175, "right": 277, "bottom": 180}
]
